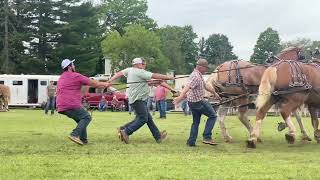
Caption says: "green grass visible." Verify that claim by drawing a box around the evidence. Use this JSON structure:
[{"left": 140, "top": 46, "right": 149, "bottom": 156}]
[{"left": 0, "top": 110, "right": 319, "bottom": 179}]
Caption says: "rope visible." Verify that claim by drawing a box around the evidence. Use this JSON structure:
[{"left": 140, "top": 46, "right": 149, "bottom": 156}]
[{"left": 110, "top": 64, "right": 263, "bottom": 86}]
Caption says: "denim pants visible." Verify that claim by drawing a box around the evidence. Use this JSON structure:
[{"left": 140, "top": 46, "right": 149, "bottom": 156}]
[
  {"left": 147, "top": 97, "right": 156, "bottom": 113},
  {"left": 45, "top": 96, "right": 55, "bottom": 114},
  {"left": 187, "top": 100, "right": 217, "bottom": 145},
  {"left": 181, "top": 99, "right": 190, "bottom": 115},
  {"left": 60, "top": 107, "right": 92, "bottom": 141},
  {"left": 158, "top": 100, "right": 166, "bottom": 118},
  {"left": 121, "top": 100, "right": 161, "bottom": 141},
  {"left": 98, "top": 103, "right": 107, "bottom": 111}
]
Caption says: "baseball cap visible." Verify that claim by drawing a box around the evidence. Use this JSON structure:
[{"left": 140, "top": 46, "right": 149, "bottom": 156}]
[
  {"left": 61, "top": 59, "right": 75, "bottom": 69},
  {"left": 196, "top": 58, "right": 209, "bottom": 68},
  {"left": 132, "top": 58, "right": 145, "bottom": 65}
]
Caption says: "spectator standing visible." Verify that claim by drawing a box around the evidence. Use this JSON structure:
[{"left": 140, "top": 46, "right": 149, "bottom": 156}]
[{"left": 45, "top": 80, "right": 56, "bottom": 115}]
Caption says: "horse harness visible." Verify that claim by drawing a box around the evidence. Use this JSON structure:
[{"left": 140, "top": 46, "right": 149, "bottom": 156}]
[
  {"left": 217, "top": 60, "right": 258, "bottom": 96},
  {"left": 271, "top": 60, "right": 312, "bottom": 96}
]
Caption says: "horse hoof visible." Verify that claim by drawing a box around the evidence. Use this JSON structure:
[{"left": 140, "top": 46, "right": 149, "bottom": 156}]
[
  {"left": 302, "top": 136, "right": 312, "bottom": 142},
  {"left": 224, "top": 136, "right": 233, "bottom": 143},
  {"left": 257, "top": 138, "right": 263, "bottom": 143},
  {"left": 246, "top": 140, "right": 256, "bottom": 148},
  {"left": 277, "top": 122, "right": 287, "bottom": 131},
  {"left": 285, "top": 134, "right": 295, "bottom": 144}
]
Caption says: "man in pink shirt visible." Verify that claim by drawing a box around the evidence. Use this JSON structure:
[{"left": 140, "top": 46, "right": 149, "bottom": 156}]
[
  {"left": 56, "top": 59, "right": 111, "bottom": 145},
  {"left": 155, "top": 85, "right": 169, "bottom": 119}
]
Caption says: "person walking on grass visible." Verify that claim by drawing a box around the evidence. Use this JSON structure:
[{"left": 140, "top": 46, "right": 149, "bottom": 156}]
[
  {"left": 56, "top": 59, "right": 111, "bottom": 145},
  {"left": 173, "top": 58, "right": 220, "bottom": 147},
  {"left": 155, "top": 84, "right": 169, "bottom": 119},
  {"left": 108, "top": 57, "right": 174, "bottom": 144}
]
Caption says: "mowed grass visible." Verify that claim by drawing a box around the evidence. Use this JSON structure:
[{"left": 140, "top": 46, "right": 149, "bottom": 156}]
[{"left": 0, "top": 110, "right": 319, "bottom": 179}]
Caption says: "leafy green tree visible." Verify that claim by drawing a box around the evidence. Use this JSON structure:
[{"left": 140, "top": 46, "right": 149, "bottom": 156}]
[
  {"left": 101, "top": 24, "right": 169, "bottom": 73},
  {"left": 281, "top": 38, "right": 312, "bottom": 49},
  {"left": 199, "top": 37, "right": 205, "bottom": 56},
  {"left": 203, "top": 34, "right": 238, "bottom": 65},
  {"left": 250, "top": 27, "right": 281, "bottom": 64},
  {"left": 101, "top": 0, "right": 157, "bottom": 35},
  {"left": 157, "top": 25, "right": 198, "bottom": 74},
  {"left": 180, "top": 25, "right": 199, "bottom": 73}
]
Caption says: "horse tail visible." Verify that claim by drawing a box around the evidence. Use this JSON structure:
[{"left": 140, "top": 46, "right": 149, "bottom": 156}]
[
  {"left": 205, "top": 71, "right": 224, "bottom": 94},
  {"left": 256, "top": 67, "right": 277, "bottom": 110}
]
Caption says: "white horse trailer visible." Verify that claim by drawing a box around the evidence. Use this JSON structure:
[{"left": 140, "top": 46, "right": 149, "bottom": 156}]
[{"left": 0, "top": 74, "right": 60, "bottom": 107}]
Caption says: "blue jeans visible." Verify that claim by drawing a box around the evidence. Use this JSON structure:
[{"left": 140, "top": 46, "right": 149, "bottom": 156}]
[
  {"left": 158, "top": 100, "right": 166, "bottom": 118},
  {"left": 187, "top": 100, "right": 217, "bottom": 145},
  {"left": 45, "top": 96, "right": 55, "bottom": 114},
  {"left": 147, "top": 97, "right": 156, "bottom": 113},
  {"left": 121, "top": 100, "right": 161, "bottom": 141},
  {"left": 181, "top": 99, "right": 190, "bottom": 115},
  {"left": 98, "top": 103, "right": 107, "bottom": 111},
  {"left": 59, "top": 108, "right": 92, "bottom": 142},
  {"left": 128, "top": 104, "right": 134, "bottom": 114}
]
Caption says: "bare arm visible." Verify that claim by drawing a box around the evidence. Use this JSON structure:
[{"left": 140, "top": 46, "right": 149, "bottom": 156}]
[
  {"left": 173, "top": 84, "right": 191, "bottom": 105},
  {"left": 88, "top": 79, "right": 111, "bottom": 88},
  {"left": 160, "top": 82, "right": 176, "bottom": 93},
  {"left": 151, "top": 73, "right": 174, "bottom": 80},
  {"left": 109, "top": 71, "right": 124, "bottom": 82}
]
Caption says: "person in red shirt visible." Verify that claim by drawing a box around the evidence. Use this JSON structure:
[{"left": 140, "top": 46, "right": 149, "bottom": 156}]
[
  {"left": 56, "top": 59, "right": 111, "bottom": 145},
  {"left": 155, "top": 85, "right": 169, "bottom": 119}
]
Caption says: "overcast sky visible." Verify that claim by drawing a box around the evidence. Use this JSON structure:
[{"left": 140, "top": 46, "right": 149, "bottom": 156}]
[{"left": 147, "top": 0, "right": 320, "bottom": 60}]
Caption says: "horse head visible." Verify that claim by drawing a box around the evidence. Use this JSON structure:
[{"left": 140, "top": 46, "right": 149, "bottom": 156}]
[
  {"left": 265, "top": 46, "right": 305, "bottom": 64},
  {"left": 278, "top": 46, "right": 304, "bottom": 60}
]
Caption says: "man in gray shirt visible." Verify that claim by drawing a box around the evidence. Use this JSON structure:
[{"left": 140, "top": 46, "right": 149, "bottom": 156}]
[{"left": 109, "top": 57, "right": 174, "bottom": 144}]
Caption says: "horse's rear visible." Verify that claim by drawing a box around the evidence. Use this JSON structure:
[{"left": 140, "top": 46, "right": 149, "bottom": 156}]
[
  {"left": 0, "top": 84, "right": 10, "bottom": 111},
  {"left": 249, "top": 60, "right": 320, "bottom": 148}
]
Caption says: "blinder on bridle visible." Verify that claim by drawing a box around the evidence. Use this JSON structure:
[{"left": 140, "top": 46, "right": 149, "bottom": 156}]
[
  {"left": 265, "top": 51, "right": 280, "bottom": 64},
  {"left": 298, "top": 51, "right": 305, "bottom": 60}
]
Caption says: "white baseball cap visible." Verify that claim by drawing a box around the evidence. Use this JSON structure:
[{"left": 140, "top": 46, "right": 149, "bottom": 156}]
[
  {"left": 61, "top": 59, "right": 75, "bottom": 69},
  {"left": 132, "top": 58, "right": 145, "bottom": 65}
]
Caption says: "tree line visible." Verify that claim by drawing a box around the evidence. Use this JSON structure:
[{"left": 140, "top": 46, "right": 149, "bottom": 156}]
[{"left": 1, "top": 0, "right": 319, "bottom": 76}]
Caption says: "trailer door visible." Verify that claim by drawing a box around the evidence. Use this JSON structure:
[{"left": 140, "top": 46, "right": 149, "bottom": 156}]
[
  {"left": 28, "top": 79, "right": 38, "bottom": 103},
  {"left": 38, "top": 80, "right": 48, "bottom": 103},
  {"left": 11, "top": 80, "right": 26, "bottom": 104}
]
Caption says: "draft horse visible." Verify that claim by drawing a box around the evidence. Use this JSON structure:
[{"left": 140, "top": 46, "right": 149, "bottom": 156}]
[
  {"left": 0, "top": 84, "right": 10, "bottom": 111},
  {"left": 206, "top": 47, "right": 311, "bottom": 142},
  {"left": 247, "top": 56, "right": 320, "bottom": 148}
]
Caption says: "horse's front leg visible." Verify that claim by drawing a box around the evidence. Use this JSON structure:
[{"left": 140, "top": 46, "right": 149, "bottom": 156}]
[
  {"left": 218, "top": 107, "right": 233, "bottom": 142},
  {"left": 293, "top": 111, "right": 311, "bottom": 141}
]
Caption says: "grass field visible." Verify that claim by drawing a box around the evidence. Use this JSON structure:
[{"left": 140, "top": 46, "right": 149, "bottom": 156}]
[{"left": 1, "top": 109, "right": 320, "bottom": 179}]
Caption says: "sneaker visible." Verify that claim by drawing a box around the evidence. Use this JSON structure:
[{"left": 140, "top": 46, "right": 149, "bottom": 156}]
[
  {"left": 68, "top": 135, "right": 84, "bottom": 145},
  {"left": 202, "top": 139, "right": 218, "bottom": 146},
  {"left": 119, "top": 130, "right": 129, "bottom": 144},
  {"left": 186, "top": 142, "right": 196, "bottom": 147},
  {"left": 81, "top": 139, "right": 88, "bottom": 144},
  {"left": 156, "top": 131, "right": 167, "bottom": 143}
]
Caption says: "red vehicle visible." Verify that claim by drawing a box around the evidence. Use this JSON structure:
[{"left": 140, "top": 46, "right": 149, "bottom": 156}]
[{"left": 82, "top": 86, "right": 128, "bottom": 110}]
